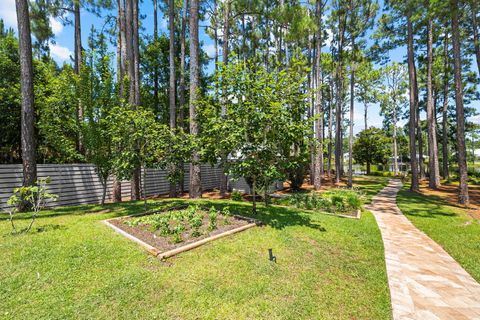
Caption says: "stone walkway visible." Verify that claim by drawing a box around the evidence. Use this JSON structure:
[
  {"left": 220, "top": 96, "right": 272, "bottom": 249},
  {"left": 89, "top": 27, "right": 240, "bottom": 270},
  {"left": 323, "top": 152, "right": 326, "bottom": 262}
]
[{"left": 366, "top": 179, "right": 480, "bottom": 320}]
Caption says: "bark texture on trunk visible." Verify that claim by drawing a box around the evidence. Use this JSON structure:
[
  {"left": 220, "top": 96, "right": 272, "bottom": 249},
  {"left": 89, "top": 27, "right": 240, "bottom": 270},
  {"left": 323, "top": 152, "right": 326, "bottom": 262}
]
[
  {"left": 472, "top": 4, "right": 480, "bottom": 75},
  {"left": 126, "top": 0, "right": 141, "bottom": 201},
  {"left": 426, "top": 12, "right": 440, "bottom": 188},
  {"left": 407, "top": 13, "right": 419, "bottom": 191},
  {"left": 168, "top": 0, "right": 177, "bottom": 198},
  {"left": 74, "top": 1, "right": 84, "bottom": 155},
  {"left": 313, "top": 0, "right": 323, "bottom": 190},
  {"left": 393, "top": 98, "right": 398, "bottom": 174},
  {"left": 153, "top": 0, "right": 159, "bottom": 113},
  {"left": 189, "top": 0, "right": 202, "bottom": 198},
  {"left": 347, "top": 46, "right": 355, "bottom": 187},
  {"left": 16, "top": 0, "right": 37, "bottom": 195},
  {"left": 219, "top": 0, "right": 230, "bottom": 197},
  {"left": 179, "top": 0, "right": 187, "bottom": 130},
  {"left": 451, "top": 0, "right": 469, "bottom": 204},
  {"left": 442, "top": 30, "right": 450, "bottom": 179},
  {"left": 327, "top": 74, "right": 334, "bottom": 178},
  {"left": 113, "top": 0, "right": 126, "bottom": 203},
  {"left": 364, "top": 102, "right": 368, "bottom": 131},
  {"left": 335, "top": 15, "right": 346, "bottom": 184}
]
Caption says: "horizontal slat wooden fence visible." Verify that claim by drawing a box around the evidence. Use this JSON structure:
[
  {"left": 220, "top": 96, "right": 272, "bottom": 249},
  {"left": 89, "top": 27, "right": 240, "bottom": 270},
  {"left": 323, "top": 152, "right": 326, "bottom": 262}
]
[{"left": 0, "top": 163, "right": 224, "bottom": 210}]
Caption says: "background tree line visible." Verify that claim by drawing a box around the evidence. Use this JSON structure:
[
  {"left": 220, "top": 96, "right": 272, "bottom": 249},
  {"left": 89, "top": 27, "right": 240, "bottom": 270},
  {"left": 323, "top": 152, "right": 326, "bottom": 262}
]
[{"left": 3, "top": 0, "right": 479, "bottom": 208}]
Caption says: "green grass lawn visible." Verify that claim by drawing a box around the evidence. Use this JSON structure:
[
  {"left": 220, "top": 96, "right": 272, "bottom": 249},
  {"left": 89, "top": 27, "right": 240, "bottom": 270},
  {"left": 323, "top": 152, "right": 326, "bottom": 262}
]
[
  {"left": 352, "top": 175, "right": 390, "bottom": 203},
  {"left": 0, "top": 195, "right": 391, "bottom": 319},
  {"left": 397, "top": 185, "right": 480, "bottom": 282}
]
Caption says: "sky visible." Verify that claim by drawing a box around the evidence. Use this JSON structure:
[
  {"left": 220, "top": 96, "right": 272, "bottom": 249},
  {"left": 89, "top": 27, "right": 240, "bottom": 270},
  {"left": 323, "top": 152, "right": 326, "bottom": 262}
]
[{"left": 0, "top": 0, "right": 479, "bottom": 137}]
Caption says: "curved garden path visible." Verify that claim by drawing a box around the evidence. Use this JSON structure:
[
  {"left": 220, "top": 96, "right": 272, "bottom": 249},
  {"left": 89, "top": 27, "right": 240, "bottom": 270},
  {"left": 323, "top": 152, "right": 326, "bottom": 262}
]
[{"left": 366, "top": 179, "right": 480, "bottom": 320}]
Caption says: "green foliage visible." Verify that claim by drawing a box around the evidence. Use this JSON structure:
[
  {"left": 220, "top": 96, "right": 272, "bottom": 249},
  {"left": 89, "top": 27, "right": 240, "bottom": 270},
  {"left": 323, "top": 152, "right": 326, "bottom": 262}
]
[
  {"left": 124, "top": 205, "right": 229, "bottom": 243},
  {"left": 80, "top": 29, "right": 118, "bottom": 202},
  {"left": 231, "top": 191, "right": 243, "bottom": 202},
  {"left": 5, "top": 177, "right": 57, "bottom": 234},
  {"left": 208, "top": 206, "right": 218, "bottom": 231},
  {"left": 0, "top": 21, "right": 21, "bottom": 161},
  {"left": 0, "top": 198, "right": 391, "bottom": 319},
  {"left": 353, "top": 128, "right": 391, "bottom": 174},
  {"left": 284, "top": 189, "right": 364, "bottom": 214},
  {"left": 199, "top": 55, "right": 312, "bottom": 212}
]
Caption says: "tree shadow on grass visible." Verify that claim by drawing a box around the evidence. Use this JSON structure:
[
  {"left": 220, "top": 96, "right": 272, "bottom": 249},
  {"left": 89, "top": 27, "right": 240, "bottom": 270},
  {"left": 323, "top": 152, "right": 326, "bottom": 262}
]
[
  {"left": 202, "top": 201, "right": 327, "bottom": 232},
  {"left": 0, "top": 198, "right": 327, "bottom": 233},
  {"left": 397, "top": 189, "right": 458, "bottom": 219}
]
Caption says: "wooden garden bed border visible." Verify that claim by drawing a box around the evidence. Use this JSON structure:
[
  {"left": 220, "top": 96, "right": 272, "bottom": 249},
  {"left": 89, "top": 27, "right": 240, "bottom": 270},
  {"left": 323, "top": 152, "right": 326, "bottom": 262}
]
[{"left": 102, "top": 211, "right": 262, "bottom": 260}]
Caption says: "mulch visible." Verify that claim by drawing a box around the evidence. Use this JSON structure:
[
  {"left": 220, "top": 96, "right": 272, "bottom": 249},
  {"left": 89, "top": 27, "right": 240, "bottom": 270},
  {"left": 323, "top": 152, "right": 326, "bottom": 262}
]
[{"left": 418, "top": 181, "right": 480, "bottom": 220}]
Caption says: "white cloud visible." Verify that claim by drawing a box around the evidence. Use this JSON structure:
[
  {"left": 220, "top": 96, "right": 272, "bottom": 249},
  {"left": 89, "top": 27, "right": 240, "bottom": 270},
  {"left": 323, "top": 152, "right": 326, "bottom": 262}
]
[
  {"left": 50, "top": 43, "right": 72, "bottom": 62},
  {"left": 203, "top": 43, "right": 216, "bottom": 58},
  {"left": 0, "top": 0, "right": 18, "bottom": 29},
  {"left": 49, "top": 17, "right": 63, "bottom": 35}
]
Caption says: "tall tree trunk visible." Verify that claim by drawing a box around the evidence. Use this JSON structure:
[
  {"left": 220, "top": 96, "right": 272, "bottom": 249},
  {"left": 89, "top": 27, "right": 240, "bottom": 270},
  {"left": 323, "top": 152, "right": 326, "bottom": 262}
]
[
  {"left": 133, "top": 0, "right": 140, "bottom": 106},
  {"left": 313, "top": 0, "right": 323, "bottom": 190},
  {"left": 364, "top": 101, "right": 368, "bottom": 130},
  {"left": 472, "top": 3, "right": 480, "bottom": 76},
  {"left": 74, "top": 1, "right": 84, "bottom": 155},
  {"left": 393, "top": 98, "right": 399, "bottom": 175},
  {"left": 179, "top": 0, "right": 187, "bottom": 130},
  {"left": 417, "top": 95, "right": 425, "bottom": 180},
  {"left": 15, "top": 0, "right": 37, "bottom": 204},
  {"left": 347, "top": 42, "right": 355, "bottom": 187},
  {"left": 442, "top": 30, "right": 450, "bottom": 179},
  {"left": 189, "top": 0, "right": 202, "bottom": 198},
  {"left": 115, "top": 0, "right": 128, "bottom": 202},
  {"left": 126, "top": 0, "right": 141, "bottom": 201},
  {"left": 133, "top": 0, "right": 141, "bottom": 201},
  {"left": 335, "top": 16, "right": 346, "bottom": 184},
  {"left": 327, "top": 73, "right": 334, "bottom": 178},
  {"left": 178, "top": 0, "right": 187, "bottom": 194},
  {"left": 407, "top": 12, "right": 419, "bottom": 191},
  {"left": 219, "top": 0, "right": 230, "bottom": 197},
  {"left": 113, "top": 0, "right": 126, "bottom": 203},
  {"left": 153, "top": 0, "right": 159, "bottom": 114},
  {"left": 426, "top": 12, "right": 440, "bottom": 188},
  {"left": 168, "top": 0, "right": 177, "bottom": 198},
  {"left": 451, "top": 0, "right": 469, "bottom": 204}
]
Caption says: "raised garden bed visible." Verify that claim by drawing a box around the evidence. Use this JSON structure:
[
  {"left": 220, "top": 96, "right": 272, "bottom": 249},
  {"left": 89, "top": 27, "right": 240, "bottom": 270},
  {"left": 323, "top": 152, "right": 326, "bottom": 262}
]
[{"left": 103, "top": 205, "right": 260, "bottom": 259}]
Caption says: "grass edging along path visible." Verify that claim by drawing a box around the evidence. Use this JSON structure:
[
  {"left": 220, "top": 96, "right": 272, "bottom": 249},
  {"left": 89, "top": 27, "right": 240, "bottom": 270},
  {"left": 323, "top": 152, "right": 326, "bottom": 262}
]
[
  {"left": 0, "top": 197, "right": 391, "bottom": 319},
  {"left": 396, "top": 184, "right": 480, "bottom": 282}
]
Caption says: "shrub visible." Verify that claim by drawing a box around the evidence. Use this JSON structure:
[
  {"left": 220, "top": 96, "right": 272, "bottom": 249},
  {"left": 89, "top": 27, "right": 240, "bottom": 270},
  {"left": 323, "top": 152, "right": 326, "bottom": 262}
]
[
  {"left": 208, "top": 206, "right": 218, "bottom": 231},
  {"left": 190, "top": 213, "right": 203, "bottom": 237},
  {"left": 231, "top": 191, "right": 243, "bottom": 201},
  {"left": 5, "top": 177, "right": 57, "bottom": 234},
  {"left": 283, "top": 188, "right": 364, "bottom": 214}
]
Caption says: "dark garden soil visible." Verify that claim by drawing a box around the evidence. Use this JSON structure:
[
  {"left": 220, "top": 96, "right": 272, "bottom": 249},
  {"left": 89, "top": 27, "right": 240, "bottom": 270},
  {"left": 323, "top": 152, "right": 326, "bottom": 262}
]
[{"left": 109, "top": 211, "right": 252, "bottom": 253}]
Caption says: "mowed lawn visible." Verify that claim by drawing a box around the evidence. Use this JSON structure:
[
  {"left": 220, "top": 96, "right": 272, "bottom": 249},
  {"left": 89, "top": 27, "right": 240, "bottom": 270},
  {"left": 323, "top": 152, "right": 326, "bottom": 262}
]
[
  {"left": 397, "top": 184, "right": 480, "bottom": 282},
  {"left": 0, "top": 187, "right": 391, "bottom": 320}
]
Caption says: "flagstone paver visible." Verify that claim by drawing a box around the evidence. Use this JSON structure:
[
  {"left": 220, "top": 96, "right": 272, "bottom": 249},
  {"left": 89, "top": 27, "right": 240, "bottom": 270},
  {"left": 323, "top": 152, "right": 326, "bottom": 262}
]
[{"left": 366, "top": 179, "right": 480, "bottom": 320}]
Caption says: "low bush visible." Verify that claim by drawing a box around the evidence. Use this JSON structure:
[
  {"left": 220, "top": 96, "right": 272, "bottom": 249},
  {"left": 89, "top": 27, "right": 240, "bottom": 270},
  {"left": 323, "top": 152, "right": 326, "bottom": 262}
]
[
  {"left": 231, "top": 191, "right": 243, "bottom": 201},
  {"left": 285, "top": 188, "right": 365, "bottom": 214}
]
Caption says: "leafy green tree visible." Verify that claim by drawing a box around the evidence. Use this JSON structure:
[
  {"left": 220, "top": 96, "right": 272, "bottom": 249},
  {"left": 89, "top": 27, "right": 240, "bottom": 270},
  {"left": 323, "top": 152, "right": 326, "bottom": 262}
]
[
  {"left": 355, "top": 59, "right": 380, "bottom": 130},
  {"left": 0, "top": 21, "right": 21, "bottom": 163},
  {"left": 81, "top": 29, "right": 117, "bottom": 204},
  {"left": 199, "top": 56, "right": 311, "bottom": 213},
  {"left": 6, "top": 177, "right": 57, "bottom": 234},
  {"left": 108, "top": 105, "right": 166, "bottom": 210},
  {"left": 353, "top": 128, "right": 390, "bottom": 174}
]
